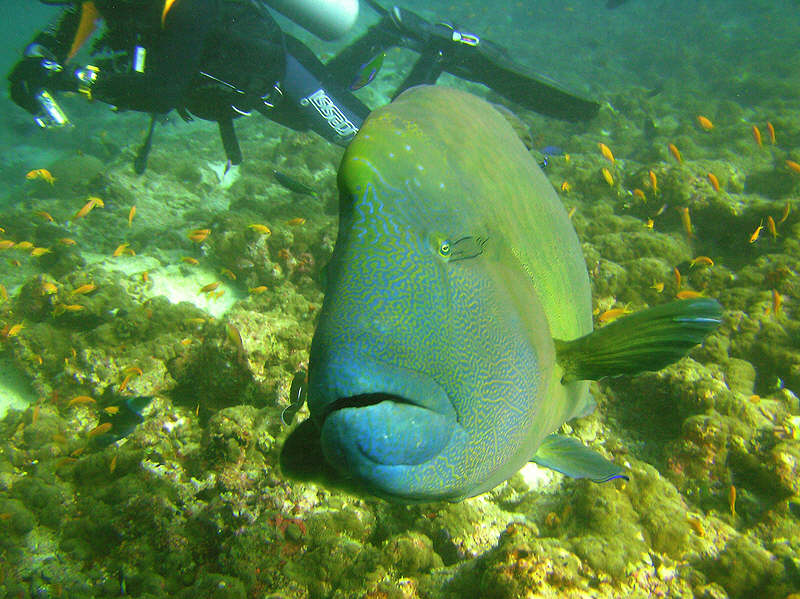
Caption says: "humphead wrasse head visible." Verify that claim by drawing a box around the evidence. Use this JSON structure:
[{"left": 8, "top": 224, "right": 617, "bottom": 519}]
[{"left": 280, "top": 85, "right": 722, "bottom": 503}]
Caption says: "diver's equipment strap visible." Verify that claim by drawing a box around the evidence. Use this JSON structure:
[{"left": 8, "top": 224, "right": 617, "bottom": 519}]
[
  {"left": 282, "top": 54, "right": 361, "bottom": 144},
  {"left": 392, "top": 46, "right": 446, "bottom": 99},
  {"left": 134, "top": 114, "right": 158, "bottom": 174}
]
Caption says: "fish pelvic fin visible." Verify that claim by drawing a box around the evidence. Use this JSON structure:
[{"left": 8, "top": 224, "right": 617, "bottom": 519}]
[
  {"left": 531, "top": 434, "right": 627, "bottom": 483},
  {"left": 555, "top": 298, "right": 722, "bottom": 382}
]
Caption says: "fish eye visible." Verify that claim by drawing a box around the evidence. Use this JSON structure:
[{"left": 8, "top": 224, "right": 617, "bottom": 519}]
[{"left": 438, "top": 240, "right": 451, "bottom": 257}]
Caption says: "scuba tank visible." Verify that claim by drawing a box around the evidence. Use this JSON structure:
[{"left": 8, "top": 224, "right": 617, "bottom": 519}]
[{"left": 264, "top": 0, "right": 358, "bottom": 40}]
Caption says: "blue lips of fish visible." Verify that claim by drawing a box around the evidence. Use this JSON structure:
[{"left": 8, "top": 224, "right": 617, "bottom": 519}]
[{"left": 279, "top": 85, "right": 722, "bottom": 502}]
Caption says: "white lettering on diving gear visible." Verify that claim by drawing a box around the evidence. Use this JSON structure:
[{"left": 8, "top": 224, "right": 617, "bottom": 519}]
[{"left": 300, "top": 89, "right": 358, "bottom": 138}]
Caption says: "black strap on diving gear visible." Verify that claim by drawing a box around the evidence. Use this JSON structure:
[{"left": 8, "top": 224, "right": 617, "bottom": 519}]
[
  {"left": 218, "top": 117, "right": 243, "bottom": 166},
  {"left": 134, "top": 113, "right": 157, "bottom": 174},
  {"left": 392, "top": 46, "right": 445, "bottom": 99}
]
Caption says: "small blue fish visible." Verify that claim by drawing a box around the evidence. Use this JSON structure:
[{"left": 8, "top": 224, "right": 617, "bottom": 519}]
[{"left": 349, "top": 51, "right": 385, "bottom": 91}]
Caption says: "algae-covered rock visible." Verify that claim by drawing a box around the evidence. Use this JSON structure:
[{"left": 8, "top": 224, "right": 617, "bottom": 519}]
[
  {"left": 178, "top": 573, "right": 246, "bottom": 599},
  {"left": 381, "top": 531, "right": 443, "bottom": 576},
  {"left": 705, "top": 535, "right": 784, "bottom": 599}
]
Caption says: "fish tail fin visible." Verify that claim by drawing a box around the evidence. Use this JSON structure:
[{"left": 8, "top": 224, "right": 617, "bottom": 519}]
[{"left": 555, "top": 298, "right": 722, "bottom": 382}]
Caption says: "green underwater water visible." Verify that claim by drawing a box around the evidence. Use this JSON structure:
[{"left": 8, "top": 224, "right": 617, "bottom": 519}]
[{"left": 1, "top": 0, "right": 800, "bottom": 597}]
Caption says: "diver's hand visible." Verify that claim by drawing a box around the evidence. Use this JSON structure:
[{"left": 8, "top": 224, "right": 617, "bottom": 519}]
[{"left": 7, "top": 57, "right": 52, "bottom": 114}]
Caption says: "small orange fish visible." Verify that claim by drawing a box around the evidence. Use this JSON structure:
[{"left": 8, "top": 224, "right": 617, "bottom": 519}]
[
  {"left": 0, "top": 240, "right": 14, "bottom": 250},
  {"left": 185, "top": 317, "right": 207, "bottom": 325},
  {"left": 633, "top": 188, "right": 646, "bottom": 201},
  {"left": 199, "top": 281, "right": 220, "bottom": 294},
  {"left": 676, "top": 290, "right": 703, "bottom": 299},
  {"left": 88, "top": 422, "right": 112, "bottom": 438},
  {"left": 650, "top": 281, "right": 665, "bottom": 293},
  {"left": 567, "top": 206, "right": 576, "bottom": 220},
  {"left": 772, "top": 289, "right": 782, "bottom": 317},
  {"left": 70, "top": 283, "right": 96, "bottom": 296},
  {"left": 766, "top": 215, "right": 777, "bottom": 240},
  {"left": 668, "top": 143, "right": 682, "bottom": 163},
  {"left": 728, "top": 484, "right": 736, "bottom": 518},
  {"left": 749, "top": 221, "right": 764, "bottom": 243},
  {"left": 188, "top": 228, "right": 211, "bottom": 243},
  {"left": 560, "top": 181, "right": 571, "bottom": 193},
  {"left": 118, "top": 374, "right": 132, "bottom": 392},
  {"left": 598, "top": 142, "right": 615, "bottom": 164},
  {"left": 786, "top": 160, "right": 800, "bottom": 174},
  {"left": 645, "top": 218, "right": 654, "bottom": 230},
  {"left": 142, "top": 270, "right": 149, "bottom": 283},
  {"left": 181, "top": 257, "right": 199, "bottom": 265},
  {"left": 70, "top": 447, "right": 86, "bottom": 458},
  {"left": 674, "top": 267, "right": 682, "bottom": 290},
  {"left": 61, "top": 304, "right": 85, "bottom": 312},
  {"left": 287, "top": 217, "right": 306, "bottom": 226},
  {"left": 14, "top": 241, "right": 34, "bottom": 251},
  {"left": 109, "top": 454, "right": 118, "bottom": 474},
  {"left": 74, "top": 198, "right": 98, "bottom": 220},
  {"left": 778, "top": 202, "right": 790, "bottom": 225},
  {"left": 113, "top": 243, "right": 130, "bottom": 257},
  {"left": 598, "top": 307, "right": 631, "bottom": 324},
  {"left": 128, "top": 205, "right": 136, "bottom": 227},
  {"left": 124, "top": 366, "right": 143, "bottom": 376},
  {"left": 7, "top": 323, "right": 24, "bottom": 337},
  {"left": 678, "top": 206, "right": 693, "bottom": 238},
  {"left": 31, "top": 247, "right": 50, "bottom": 257},
  {"left": 248, "top": 224, "right": 271, "bottom": 235},
  {"left": 0, "top": 284, "right": 7, "bottom": 302},
  {"left": 696, "top": 115, "right": 713, "bottom": 131},
  {"left": 26, "top": 169, "right": 55, "bottom": 185},
  {"left": 687, "top": 515, "right": 705, "bottom": 536},
  {"left": 690, "top": 256, "right": 714, "bottom": 268},
  {"left": 649, "top": 170, "right": 658, "bottom": 194},
  {"left": 68, "top": 395, "right": 95, "bottom": 407},
  {"left": 32, "top": 404, "right": 40, "bottom": 425},
  {"left": 209, "top": 289, "right": 226, "bottom": 300},
  {"left": 104, "top": 406, "right": 120, "bottom": 415},
  {"left": 35, "top": 210, "right": 55, "bottom": 222},
  {"left": 220, "top": 267, "right": 237, "bottom": 280},
  {"left": 752, "top": 125, "right": 762, "bottom": 147},
  {"left": 601, "top": 167, "right": 614, "bottom": 187},
  {"left": 766, "top": 121, "right": 776, "bottom": 145},
  {"left": 707, "top": 172, "right": 720, "bottom": 192},
  {"left": 59, "top": 238, "right": 77, "bottom": 246},
  {"left": 180, "top": 338, "right": 193, "bottom": 346},
  {"left": 249, "top": 285, "right": 268, "bottom": 294}
]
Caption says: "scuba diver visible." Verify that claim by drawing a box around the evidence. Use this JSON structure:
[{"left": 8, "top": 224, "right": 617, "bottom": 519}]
[{"left": 8, "top": 0, "right": 600, "bottom": 173}]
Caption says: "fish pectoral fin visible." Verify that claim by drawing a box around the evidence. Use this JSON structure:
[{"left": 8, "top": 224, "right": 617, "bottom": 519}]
[
  {"left": 531, "top": 434, "right": 627, "bottom": 483},
  {"left": 554, "top": 298, "right": 722, "bottom": 382}
]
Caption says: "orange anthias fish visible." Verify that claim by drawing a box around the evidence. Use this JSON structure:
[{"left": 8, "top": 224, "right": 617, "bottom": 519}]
[
  {"left": 649, "top": 170, "right": 658, "bottom": 194},
  {"left": 74, "top": 196, "right": 103, "bottom": 220},
  {"left": 26, "top": 169, "right": 56, "bottom": 185},
  {"left": 598, "top": 142, "right": 615, "bottom": 164},
  {"left": 786, "top": 160, "right": 800, "bottom": 175},
  {"left": 752, "top": 125, "right": 762, "bottom": 147},
  {"left": 766, "top": 121, "right": 776, "bottom": 145},
  {"left": 707, "top": 172, "right": 720, "bottom": 192},
  {"left": 678, "top": 206, "right": 693, "bottom": 239},
  {"left": 601, "top": 167, "right": 614, "bottom": 187},
  {"left": 128, "top": 205, "right": 136, "bottom": 227},
  {"left": 766, "top": 215, "right": 778, "bottom": 240},
  {"left": 70, "top": 283, "right": 97, "bottom": 296},
  {"left": 668, "top": 143, "right": 682, "bottom": 164},
  {"left": 287, "top": 217, "right": 306, "bottom": 226},
  {"left": 696, "top": 115, "right": 713, "bottom": 131},
  {"left": 188, "top": 228, "right": 211, "bottom": 243},
  {"left": 749, "top": 221, "right": 764, "bottom": 243}
]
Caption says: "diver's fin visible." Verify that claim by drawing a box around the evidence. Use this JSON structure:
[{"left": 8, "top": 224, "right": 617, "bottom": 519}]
[
  {"left": 531, "top": 434, "right": 627, "bottom": 482},
  {"left": 555, "top": 298, "right": 722, "bottom": 382}
]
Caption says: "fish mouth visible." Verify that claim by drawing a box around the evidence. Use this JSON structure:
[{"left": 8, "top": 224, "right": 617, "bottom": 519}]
[
  {"left": 321, "top": 392, "right": 420, "bottom": 422},
  {"left": 308, "top": 352, "right": 455, "bottom": 424}
]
